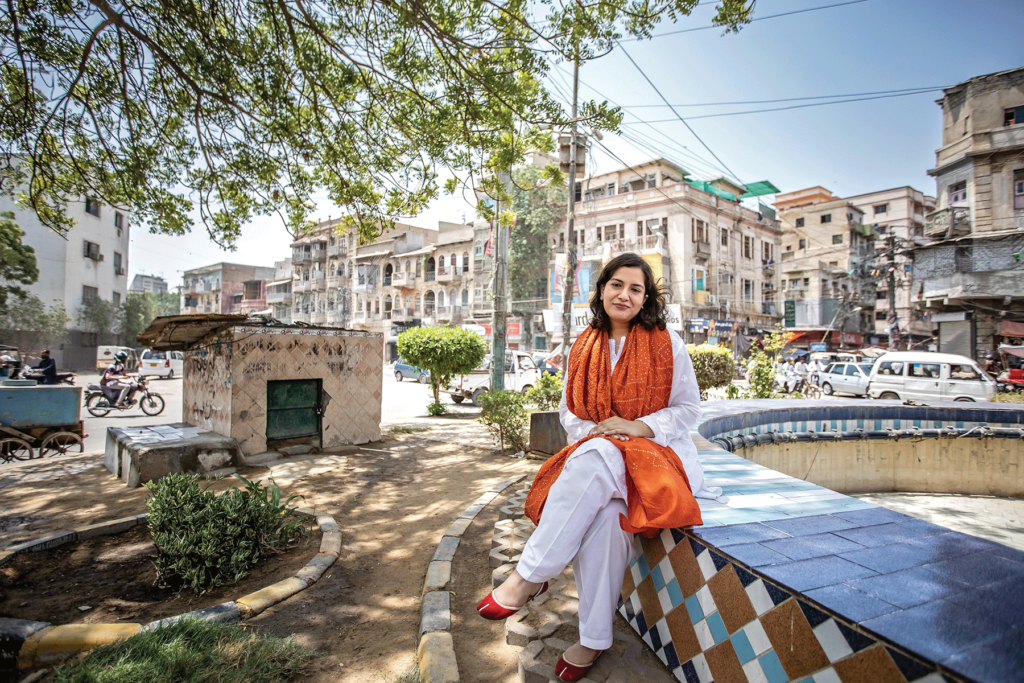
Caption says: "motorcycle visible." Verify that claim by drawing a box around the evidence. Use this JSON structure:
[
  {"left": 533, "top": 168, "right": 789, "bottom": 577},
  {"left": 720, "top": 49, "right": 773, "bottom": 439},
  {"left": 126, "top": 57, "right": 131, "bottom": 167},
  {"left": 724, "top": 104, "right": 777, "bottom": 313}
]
[{"left": 84, "top": 376, "right": 165, "bottom": 417}]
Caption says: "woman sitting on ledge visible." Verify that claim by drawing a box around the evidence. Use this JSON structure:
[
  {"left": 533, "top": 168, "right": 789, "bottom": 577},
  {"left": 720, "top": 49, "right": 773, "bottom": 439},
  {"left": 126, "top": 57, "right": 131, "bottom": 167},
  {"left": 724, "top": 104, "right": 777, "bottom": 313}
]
[{"left": 476, "top": 252, "right": 721, "bottom": 681}]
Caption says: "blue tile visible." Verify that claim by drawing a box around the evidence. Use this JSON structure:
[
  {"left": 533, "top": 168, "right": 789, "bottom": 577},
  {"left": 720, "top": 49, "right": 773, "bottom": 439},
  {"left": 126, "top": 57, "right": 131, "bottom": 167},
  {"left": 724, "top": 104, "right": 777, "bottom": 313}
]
[
  {"left": 804, "top": 584, "right": 900, "bottom": 623},
  {"left": 864, "top": 598, "right": 1007, "bottom": 663},
  {"left": 680, "top": 660, "right": 699, "bottom": 683},
  {"left": 886, "top": 647, "right": 936, "bottom": 682},
  {"left": 706, "top": 611, "right": 728, "bottom": 644},
  {"left": 663, "top": 641, "right": 680, "bottom": 670},
  {"left": 759, "top": 555, "right": 878, "bottom": 592},
  {"left": 922, "top": 552, "right": 1024, "bottom": 588},
  {"left": 623, "top": 596, "right": 635, "bottom": 620},
  {"left": 731, "top": 629, "right": 756, "bottom": 664},
  {"left": 797, "top": 599, "right": 830, "bottom": 628},
  {"left": 832, "top": 507, "right": 911, "bottom": 526},
  {"left": 761, "top": 532, "right": 866, "bottom": 561},
  {"left": 837, "top": 622, "right": 875, "bottom": 652},
  {"left": 847, "top": 565, "right": 971, "bottom": 609},
  {"left": 734, "top": 565, "right": 759, "bottom": 588},
  {"left": 685, "top": 594, "right": 704, "bottom": 624},
  {"left": 637, "top": 553, "right": 651, "bottom": 579},
  {"left": 981, "top": 542, "right": 1024, "bottom": 564},
  {"left": 722, "top": 542, "right": 792, "bottom": 567},
  {"left": 907, "top": 531, "right": 1008, "bottom": 560},
  {"left": 839, "top": 542, "right": 952, "bottom": 574},
  {"left": 763, "top": 514, "right": 861, "bottom": 537},
  {"left": 666, "top": 578, "right": 684, "bottom": 608},
  {"left": 688, "top": 537, "right": 705, "bottom": 557},
  {"left": 635, "top": 610, "right": 648, "bottom": 636},
  {"left": 763, "top": 581, "right": 791, "bottom": 606},
  {"left": 649, "top": 622, "right": 662, "bottom": 650},
  {"left": 651, "top": 565, "right": 666, "bottom": 592},
  {"left": 942, "top": 626, "right": 1024, "bottom": 683},
  {"left": 833, "top": 521, "right": 946, "bottom": 548},
  {"left": 758, "top": 650, "right": 789, "bottom": 683},
  {"left": 691, "top": 522, "right": 790, "bottom": 547}
]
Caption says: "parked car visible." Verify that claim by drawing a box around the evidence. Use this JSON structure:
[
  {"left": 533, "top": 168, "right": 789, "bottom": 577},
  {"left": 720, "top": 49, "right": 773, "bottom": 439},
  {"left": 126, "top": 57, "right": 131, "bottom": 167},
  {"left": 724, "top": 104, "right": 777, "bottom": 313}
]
[
  {"left": 139, "top": 349, "right": 185, "bottom": 378},
  {"left": 395, "top": 359, "right": 430, "bottom": 383},
  {"left": 819, "top": 362, "right": 874, "bottom": 397},
  {"left": 866, "top": 352, "right": 995, "bottom": 403},
  {"left": 96, "top": 346, "right": 138, "bottom": 373},
  {"left": 448, "top": 351, "right": 540, "bottom": 405}
]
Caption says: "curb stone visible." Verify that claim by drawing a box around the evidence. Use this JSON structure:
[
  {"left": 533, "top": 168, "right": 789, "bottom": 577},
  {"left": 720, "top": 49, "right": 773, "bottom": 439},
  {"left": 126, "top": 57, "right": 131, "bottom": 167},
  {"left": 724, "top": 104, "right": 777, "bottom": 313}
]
[
  {"left": 2, "top": 508, "right": 341, "bottom": 671},
  {"left": 416, "top": 473, "right": 527, "bottom": 683}
]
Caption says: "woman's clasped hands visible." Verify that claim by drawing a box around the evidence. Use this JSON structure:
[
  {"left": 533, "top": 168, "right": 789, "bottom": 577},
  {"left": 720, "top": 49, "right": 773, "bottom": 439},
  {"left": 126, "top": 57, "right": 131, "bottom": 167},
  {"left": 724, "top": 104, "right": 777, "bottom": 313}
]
[{"left": 588, "top": 416, "right": 655, "bottom": 441}]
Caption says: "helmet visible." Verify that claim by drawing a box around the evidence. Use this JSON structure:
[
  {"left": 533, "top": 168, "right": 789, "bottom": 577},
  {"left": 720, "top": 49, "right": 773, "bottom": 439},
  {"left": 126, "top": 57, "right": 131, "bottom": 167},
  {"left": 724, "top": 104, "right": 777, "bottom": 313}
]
[{"left": 114, "top": 352, "right": 128, "bottom": 362}]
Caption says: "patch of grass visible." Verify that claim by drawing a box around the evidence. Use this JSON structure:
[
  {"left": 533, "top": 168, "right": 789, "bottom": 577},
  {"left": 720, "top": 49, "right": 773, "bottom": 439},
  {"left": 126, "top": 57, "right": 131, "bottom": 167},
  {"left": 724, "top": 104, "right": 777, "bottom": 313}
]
[
  {"left": 391, "top": 668, "right": 422, "bottom": 683},
  {"left": 389, "top": 425, "right": 433, "bottom": 434},
  {"left": 993, "top": 392, "right": 1024, "bottom": 403},
  {"left": 53, "top": 619, "right": 319, "bottom": 683}
]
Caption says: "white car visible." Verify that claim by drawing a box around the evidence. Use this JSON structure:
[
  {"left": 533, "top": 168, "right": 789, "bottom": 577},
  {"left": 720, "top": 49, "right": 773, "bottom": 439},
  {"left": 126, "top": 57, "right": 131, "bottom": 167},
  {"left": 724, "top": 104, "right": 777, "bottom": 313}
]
[
  {"left": 819, "top": 362, "right": 874, "bottom": 397},
  {"left": 867, "top": 351, "right": 995, "bottom": 403},
  {"left": 448, "top": 351, "right": 540, "bottom": 406},
  {"left": 140, "top": 349, "right": 184, "bottom": 379}
]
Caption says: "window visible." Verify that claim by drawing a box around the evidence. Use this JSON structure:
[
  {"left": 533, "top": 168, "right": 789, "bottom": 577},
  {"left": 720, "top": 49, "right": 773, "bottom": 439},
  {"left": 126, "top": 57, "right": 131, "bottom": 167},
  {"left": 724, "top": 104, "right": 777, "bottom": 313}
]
[
  {"left": 83, "top": 240, "right": 101, "bottom": 260},
  {"left": 762, "top": 241, "right": 774, "bottom": 264},
  {"left": 798, "top": 238, "right": 806, "bottom": 250},
  {"left": 911, "top": 363, "right": 941, "bottom": 379},
  {"left": 606, "top": 183, "right": 616, "bottom": 196},
  {"left": 243, "top": 282, "right": 261, "bottom": 300},
  {"left": 845, "top": 365, "right": 861, "bottom": 377},
  {"left": 463, "top": 252, "right": 470, "bottom": 270},
  {"left": 821, "top": 214, "right": 832, "bottom": 224},
  {"left": 1014, "top": 170, "right": 1024, "bottom": 210},
  {"left": 113, "top": 252, "right": 122, "bottom": 274},
  {"left": 1005, "top": 106, "right": 1024, "bottom": 127},
  {"left": 876, "top": 290, "right": 887, "bottom": 300},
  {"left": 795, "top": 217, "right": 805, "bottom": 228},
  {"left": 877, "top": 226, "right": 887, "bottom": 234},
  {"left": 803, "top": 277, "right": 810, "bottom": 288},
  {"left": 949, "top": 181, "right": 967, "bottom": 206},
  {"left": 950, "top": 364, "right": 982, "bottom": 381},
  {"left": 462, "top": 289, "right": 468, "bottom": 306},
  {"left": 877, "top": 361, "right": 905, "bottom": 376},
  {"left": 646, "top": 173, "right": 656, "bottom": 189},
  {"left": 85, "top": 197, "right": 101, "bottom": 217},
  {"left": 742, "top": 235, "right": 753, "bottom": 259},
  {"left": 832, "top": 234, "right": 844, "bottom": 245},
  {"left": 475, "top": 245, "right": 483, "bottom": 255},
  {"left": 742, "top": 279, "right": 754, "bottom": 302},
  {"left": 692, "top": 218, "right": 707, "bottom": 242},
  {"left": 114, "top": 211, "right": 124, "bottom": 235},
  {"left": 112, "top": 292, "right": 121, "bottom": 307},
  {"left": 82, "top": 285, "right": 98, "bottom": 301},
  {"left": 875, "top": 310, "right": 887, "bottom": 320},
  {"left": 873, "top": 204, "right": 888, "bottom": 214},
  {"left": 721, "top": 229, "right": 729, "bottom": 246}
]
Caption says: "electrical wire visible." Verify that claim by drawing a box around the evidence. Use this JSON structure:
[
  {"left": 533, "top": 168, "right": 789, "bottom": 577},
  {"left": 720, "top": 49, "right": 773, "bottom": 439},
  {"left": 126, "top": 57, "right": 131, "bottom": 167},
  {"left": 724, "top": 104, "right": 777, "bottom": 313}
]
[{"left": 621, "top": 86, "right": 953, "bottom": 109}]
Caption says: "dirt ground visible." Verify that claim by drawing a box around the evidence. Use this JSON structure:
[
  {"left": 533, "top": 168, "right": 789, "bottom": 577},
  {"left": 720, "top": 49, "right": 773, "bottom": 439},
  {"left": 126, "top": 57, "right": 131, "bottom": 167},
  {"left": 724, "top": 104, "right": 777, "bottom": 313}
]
[
  {"left": 1, "top": 426, "right": 541, "bottom": 682},
  {"left": 0, "top": 524, "right": 322, "bottom": 626}
]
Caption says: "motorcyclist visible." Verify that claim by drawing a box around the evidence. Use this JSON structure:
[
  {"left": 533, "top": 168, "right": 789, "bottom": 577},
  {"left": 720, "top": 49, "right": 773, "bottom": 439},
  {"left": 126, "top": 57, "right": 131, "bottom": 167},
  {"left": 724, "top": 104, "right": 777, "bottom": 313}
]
[
  {"left": 29, "top": 349, "right": 58, "bottom": 385},
  {"left": 984, "top": 354, "right": 1002, "bottom": 378},
  {"left": 102, "top": 352, "right": 136, "bottom": 408}
]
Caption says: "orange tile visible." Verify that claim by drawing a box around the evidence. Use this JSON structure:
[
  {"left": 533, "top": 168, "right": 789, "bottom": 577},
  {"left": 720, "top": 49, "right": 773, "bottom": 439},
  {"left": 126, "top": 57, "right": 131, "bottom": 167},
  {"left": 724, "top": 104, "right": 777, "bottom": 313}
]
[
  {"left": 635, "top": 574, "right": 664, "bottom": 626},
  {"left": 621, "top": 565, "right": 636, "bottom": 602},
  {"left": 704, "top": 640, "right": 749, "bottom": 683},
  {"left": 760, "top": 599, "right": 829, "bottom": 680},
  {"left": 707, "top": 565, "right": 757, "bottom": 634},
  {"left": 833, "top": 645, "right": 908, "bottom": 683},
  {"left": 665, "top": 603, "right": 703, "bottom": 663},
  {"left": 668, "top": 538, "right": 705, "bottom": 598},
  {"left": 640, "top": 534, "right": 667, "bottom": 569}
]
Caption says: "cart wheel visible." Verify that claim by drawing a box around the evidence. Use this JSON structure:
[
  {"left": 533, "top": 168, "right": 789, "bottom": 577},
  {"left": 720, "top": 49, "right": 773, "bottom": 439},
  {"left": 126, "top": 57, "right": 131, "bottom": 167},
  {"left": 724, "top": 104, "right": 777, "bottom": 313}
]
[
  {"left": 0, "top": 438, "right": 35, "bottom": 463},
  {"left": 40, "top": 432, "right": 84, "bottom": 458}
]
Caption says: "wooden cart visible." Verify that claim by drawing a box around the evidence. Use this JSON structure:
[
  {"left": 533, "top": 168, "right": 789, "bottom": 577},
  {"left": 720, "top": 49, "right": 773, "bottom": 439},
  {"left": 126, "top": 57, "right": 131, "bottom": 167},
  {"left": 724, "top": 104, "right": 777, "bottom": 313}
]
[{"left": 0, "top": 384, "right": 85, "bottom": 462}]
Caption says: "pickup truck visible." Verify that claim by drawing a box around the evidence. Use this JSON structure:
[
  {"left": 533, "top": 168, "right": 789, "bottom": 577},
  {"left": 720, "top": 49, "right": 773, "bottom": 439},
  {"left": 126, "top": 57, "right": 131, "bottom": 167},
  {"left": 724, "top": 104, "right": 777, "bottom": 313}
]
[{"left": 448, "top": 351, "right": 541, "bottom": 406}]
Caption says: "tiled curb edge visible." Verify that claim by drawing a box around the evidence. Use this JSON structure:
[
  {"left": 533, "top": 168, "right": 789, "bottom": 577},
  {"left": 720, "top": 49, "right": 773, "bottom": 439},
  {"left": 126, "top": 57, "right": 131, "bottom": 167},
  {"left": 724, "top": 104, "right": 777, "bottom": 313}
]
[
  {"left": 1, "top": 507, "right": 339, "bottom": 673},
  {"left": 417, "top": 474, "right": 528, "bottom": 683}
]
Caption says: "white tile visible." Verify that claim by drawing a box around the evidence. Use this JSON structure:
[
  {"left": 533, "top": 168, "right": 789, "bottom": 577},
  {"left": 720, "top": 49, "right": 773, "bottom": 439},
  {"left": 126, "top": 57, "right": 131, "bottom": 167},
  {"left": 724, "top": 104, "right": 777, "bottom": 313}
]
[
  {"left": 813, "top": 620, "right": 853, "bottom": 663},
  {"left": 658, "top": 586, "right": 673, "bottom": 616},
  {"left": 655, "top": 646, "right": 668, "bottom": 666},
  {"left": 812, "top": 667, "right": 842, "bottom": 683},
  {"left": 656, "top": 618, "right": 672, "bottom": 648},
  {"left": 658, "top": 554, "right": 676, "bottom": 584},
  {"left": 630, "top": 562, "right": 642, "bottom": 587},
  {"left": 745, "top": 580, "right": 774, "bottom": 616},
  {"left": 742, "top": 660, "right": 769, "bottom": 683},
  {"left": 696, "top": 585, "right": 717, "bottom": 616},
  {"left": 642, "top": 631, "right": 653, "bottom": 649},
  {"left": 660, "top": 528, "right": 677, "bottom": 552},
  {"left": 743, "top": 620, "right": 772, "bottom": 656},
  {"left": 693, "top": 619, "right": 715, "bottom": 651},
  {"left": 696, "top": 550, "right": 717, "bottom": 581},
  {"left": 692, "top": 653, "right": 713, "bottom": 683}
]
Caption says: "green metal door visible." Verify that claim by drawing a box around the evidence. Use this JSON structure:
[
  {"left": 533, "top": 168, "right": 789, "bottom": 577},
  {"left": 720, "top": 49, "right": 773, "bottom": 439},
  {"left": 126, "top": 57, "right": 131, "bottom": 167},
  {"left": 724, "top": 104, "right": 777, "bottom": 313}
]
[{"left": 266, "top": 379, "right": 322, "bottom": 440}]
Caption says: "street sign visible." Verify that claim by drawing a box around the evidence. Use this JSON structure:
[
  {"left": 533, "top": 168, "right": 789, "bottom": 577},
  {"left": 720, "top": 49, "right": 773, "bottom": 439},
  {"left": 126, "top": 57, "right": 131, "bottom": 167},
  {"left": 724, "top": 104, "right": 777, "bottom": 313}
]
[{"left": 784, "top": 300, "right": 796, "bottom": 328}]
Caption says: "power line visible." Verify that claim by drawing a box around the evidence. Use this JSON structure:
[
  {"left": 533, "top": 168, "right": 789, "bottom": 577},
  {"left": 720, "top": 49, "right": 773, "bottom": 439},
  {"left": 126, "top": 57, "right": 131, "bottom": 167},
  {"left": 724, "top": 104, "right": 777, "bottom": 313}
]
[
  {"left": 620, "top": 86, "right": 951, "bottom": 109},
  {"left": 618, "top": 0, "right": 870, "bottom": 42}
]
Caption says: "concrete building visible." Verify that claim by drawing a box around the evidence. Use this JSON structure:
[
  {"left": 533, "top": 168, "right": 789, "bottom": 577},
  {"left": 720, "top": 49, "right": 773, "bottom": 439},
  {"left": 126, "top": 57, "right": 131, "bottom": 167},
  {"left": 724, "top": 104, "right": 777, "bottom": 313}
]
[
  {"left": 845, "top": 187, "right": 935, "bottom": 347},
  {"left": 129, "top": 274, "right": 168, "bottom": 293},
  {"left": 911, "top": 66, "right": 1024, "bottom": 359},
  {"left": 266, "top": 259, "right": 293, "bottom": 324},
  {"left": 775, "top": 187, "right": 878, "bottom": 349},
  {"left": 0, "top": 193, "right": 130, "bottom": 369},
  {"left": 180, "top": 263, "right": 275, "bottom": 316},
  {"left": 546, "top": 159, "right": 783, "bottom": 350}
]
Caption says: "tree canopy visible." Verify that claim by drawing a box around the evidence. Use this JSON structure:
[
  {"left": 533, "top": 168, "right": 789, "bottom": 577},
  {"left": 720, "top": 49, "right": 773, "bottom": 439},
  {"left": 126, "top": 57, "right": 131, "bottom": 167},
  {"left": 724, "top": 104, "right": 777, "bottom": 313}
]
[
  {"left": 0, "top": 0, "right": 752, "bottom": 246},
  {"left": 0, "top": 211, "right": 38, "bottom": 313},
  {"left": 0, "top": 295, "right": 69, "bottom": 351},
  {"left": 397, "top": 325, "right": 487, "bottom": 406}
]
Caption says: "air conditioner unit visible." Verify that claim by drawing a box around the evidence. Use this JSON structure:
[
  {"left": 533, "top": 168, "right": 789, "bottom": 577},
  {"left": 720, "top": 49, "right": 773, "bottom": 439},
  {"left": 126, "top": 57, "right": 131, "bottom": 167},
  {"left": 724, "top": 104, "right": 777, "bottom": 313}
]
[
  {"left": 706, "top": 295, "right": 717, "bottom": 305},
  {"left": 533, "top": 314, "right": 543, "bottom": 324}
]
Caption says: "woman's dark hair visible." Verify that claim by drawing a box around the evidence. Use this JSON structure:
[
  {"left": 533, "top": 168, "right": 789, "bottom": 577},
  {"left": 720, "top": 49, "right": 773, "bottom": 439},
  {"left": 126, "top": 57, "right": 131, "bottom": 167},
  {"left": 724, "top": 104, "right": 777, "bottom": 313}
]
[{"left": 588, "top": 252, "right": 667, "bottom": 332}]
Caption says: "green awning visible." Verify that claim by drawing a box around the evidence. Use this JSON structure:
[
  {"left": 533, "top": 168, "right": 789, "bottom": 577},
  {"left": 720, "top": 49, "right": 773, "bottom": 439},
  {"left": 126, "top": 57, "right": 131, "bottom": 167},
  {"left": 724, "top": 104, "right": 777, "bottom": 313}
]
[
  {"left": 740, "top": 180, "right": 781, "bottom": 199},
  {"left": 686, "top": 179, "right": 737, "bottom": 202}
]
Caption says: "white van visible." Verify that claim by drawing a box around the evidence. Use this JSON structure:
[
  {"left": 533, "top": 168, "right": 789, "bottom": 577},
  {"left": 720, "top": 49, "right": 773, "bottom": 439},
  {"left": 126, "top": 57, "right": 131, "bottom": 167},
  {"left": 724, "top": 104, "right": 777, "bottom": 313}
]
[
  {"left": 96, "top": 346, "right": 139, "bottom": 373},
  {"left": 448, "top": 351, "right": 541, "bottom": 406},
  {"left": 867, "top": 352, "right": 995, "bottom": 403}
]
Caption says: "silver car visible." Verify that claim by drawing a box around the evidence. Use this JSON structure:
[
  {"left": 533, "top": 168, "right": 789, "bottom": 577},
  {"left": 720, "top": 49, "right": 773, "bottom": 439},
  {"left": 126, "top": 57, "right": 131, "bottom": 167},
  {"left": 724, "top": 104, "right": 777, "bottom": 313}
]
[{"left": 819, "top": 362, "right": 873, "bottom": 397}]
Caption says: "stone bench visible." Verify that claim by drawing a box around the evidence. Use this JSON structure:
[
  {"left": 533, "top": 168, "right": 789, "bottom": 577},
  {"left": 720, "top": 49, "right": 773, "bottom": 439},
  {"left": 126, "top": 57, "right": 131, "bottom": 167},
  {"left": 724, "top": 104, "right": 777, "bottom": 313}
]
[{"left": 105, "top": 423, "right": 241, "bottom": 487}]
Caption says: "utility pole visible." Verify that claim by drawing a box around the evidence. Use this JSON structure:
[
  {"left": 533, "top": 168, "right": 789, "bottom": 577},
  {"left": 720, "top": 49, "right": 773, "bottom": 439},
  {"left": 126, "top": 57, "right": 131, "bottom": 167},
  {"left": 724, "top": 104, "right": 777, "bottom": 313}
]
[
  {"left": 559, "top": 57, "right": 580, "bottom": 367},
  {"left": 490, "top": 171, "right": 512, "bottom": 392},
  {"left": 886, "top": 232, "right": 899, "bottom": 351}
]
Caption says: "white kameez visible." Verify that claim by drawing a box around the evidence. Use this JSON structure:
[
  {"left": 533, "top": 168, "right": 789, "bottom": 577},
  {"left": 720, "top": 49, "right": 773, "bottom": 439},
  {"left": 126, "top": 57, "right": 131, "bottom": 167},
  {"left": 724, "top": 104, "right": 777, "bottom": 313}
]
[{"left": 516, "top": 328, "right": 720, "bottom": 649}]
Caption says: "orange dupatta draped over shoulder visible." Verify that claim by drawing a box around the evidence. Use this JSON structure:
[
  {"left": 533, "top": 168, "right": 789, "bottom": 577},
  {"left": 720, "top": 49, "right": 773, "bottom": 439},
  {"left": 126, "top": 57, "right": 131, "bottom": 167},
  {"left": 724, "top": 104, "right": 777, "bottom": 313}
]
[{"left": 524, "top": 325, "right": 702, "bottom": 538}]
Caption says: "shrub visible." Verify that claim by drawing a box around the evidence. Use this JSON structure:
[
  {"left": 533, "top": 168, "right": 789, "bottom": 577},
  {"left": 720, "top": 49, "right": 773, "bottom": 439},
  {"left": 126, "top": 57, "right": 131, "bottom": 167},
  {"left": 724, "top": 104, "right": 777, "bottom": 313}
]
[
  {"left": 426, "top": 400, "right": 448, "bottom": 415},
  {"left": 993, "top": 392, "right": 1024, "bottom": 403},
  {"left": 478, "top": 390, "right": 529, "bottom": 453},
  {"left": 397, "top": 326, "right": 488, "bottom": 408},
  {"left": 53, "top": 618, "right": 318, "bottom": 683},
  {"left": 686, "top": 344, "right": 734, "bottom": 400},
  {"left": 144, "top": 473, "right": 308, "bottom": 595},
  {"left": 525, "top": 371, "right": 563, "bottom": 411}
]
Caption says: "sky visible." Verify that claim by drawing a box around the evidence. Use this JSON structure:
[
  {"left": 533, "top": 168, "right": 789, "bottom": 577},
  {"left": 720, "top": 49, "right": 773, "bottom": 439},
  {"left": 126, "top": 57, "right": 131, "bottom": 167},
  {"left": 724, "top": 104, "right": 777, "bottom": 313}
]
[{"left": 127, "top": 0, "right": 1024, "bottom": 285}]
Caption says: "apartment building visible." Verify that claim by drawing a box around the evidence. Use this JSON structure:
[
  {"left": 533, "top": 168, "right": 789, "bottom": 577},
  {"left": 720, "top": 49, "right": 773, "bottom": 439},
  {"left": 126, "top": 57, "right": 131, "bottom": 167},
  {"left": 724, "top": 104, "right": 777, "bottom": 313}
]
[
  {"left": 912, "top": 66, "right": 1024, "bottom": 359},
  {"left": 266, "top": 259, "right": 293, "bottom": 324},
  {"left": 129, "top": 274, "right": 169, "bottom": 293},
  {"left": 845, "top": 187, "right": 935, "bottom": 347},
  {"left": 775, "top": 187, "right": 878, "bottom": 349},
  {"left": 546, "top": 159, "right": 783, "bottom": 349},
  {"left": 181, "top": 263, "right": 275, "bottom": 316},
  {"left": 0, "top": 193, "right": 130, "bottom": 369}
]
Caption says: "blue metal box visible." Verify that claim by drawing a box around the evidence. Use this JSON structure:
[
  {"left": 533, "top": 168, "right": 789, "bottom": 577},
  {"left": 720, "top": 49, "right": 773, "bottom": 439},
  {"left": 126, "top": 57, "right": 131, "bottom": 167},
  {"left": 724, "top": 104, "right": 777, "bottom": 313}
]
[{"left": 0, "top": 386, "right": 84, "bottom": 429}]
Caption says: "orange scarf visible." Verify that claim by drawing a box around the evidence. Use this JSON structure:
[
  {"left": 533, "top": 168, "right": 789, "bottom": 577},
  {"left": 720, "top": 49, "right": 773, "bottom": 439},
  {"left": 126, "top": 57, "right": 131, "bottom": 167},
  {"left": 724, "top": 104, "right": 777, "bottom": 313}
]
[{"left": 524, "top": 325, "right": 702, "bottom": 538}]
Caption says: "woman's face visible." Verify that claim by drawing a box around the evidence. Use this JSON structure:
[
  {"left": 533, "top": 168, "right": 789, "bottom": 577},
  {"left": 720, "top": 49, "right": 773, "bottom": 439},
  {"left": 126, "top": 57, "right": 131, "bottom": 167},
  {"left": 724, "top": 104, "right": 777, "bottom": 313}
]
[{"left": 600, "top": 266, "right": 647, "bottom": 328}]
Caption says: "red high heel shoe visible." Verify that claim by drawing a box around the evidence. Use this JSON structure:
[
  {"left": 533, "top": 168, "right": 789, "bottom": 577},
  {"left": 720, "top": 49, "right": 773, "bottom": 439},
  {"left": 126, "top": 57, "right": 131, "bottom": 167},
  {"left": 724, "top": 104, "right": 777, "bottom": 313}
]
[
  {"left": 475, "top": 581, "right": 549, "bottom": 620},
  {"left": 554, "top": 653, "right": 597, "bottom": 682}
]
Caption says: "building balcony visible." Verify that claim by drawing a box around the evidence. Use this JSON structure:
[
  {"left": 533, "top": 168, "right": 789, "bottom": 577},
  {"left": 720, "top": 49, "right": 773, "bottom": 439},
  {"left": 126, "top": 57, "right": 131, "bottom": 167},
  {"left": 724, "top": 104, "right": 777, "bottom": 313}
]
[
  {"left": 391, "top": 272, "right": 409, "bottom": 287},
  {"left": 472, "top": 301, "right": 493, "bottom": 315},
  {"left": 425, "top": 270, "right": 436, "bottom": 282},
  {"left": 310, "top": 276, "right": 326, "bottom": 291},
  {"left": 326, "top": 275, "right": 341, "bottom": 289},
  {"left": 295, "top": 279, "right": 312, "bottom": 292},
  {"left": 762, "top": 260, "right": 776, "bottom": 277},
  {"left": 292, "top": 311, "right": 311, "bottom": 324},
  {"left": 582, "top": 234, "right": 668, "bottom": 259},
  {"left": 266, "top": 289, "right": 292, "bottom": 304},
  {"left": 353, "top": 280, "right": 375, "bottom": 293},
  {"left": 925, "top": 207, "right": 971, "bottom": 238},
  {"left": 391, "top": 307, "right": 413, "bottom": 322},
  {"left": 762, "top": 301, "right": 778, "bottom": 316},
  {"left": 988, "top": 124, "right": 1024, "bottom": 155},
  {"left": 437, "top": 266, "right": 464, "bottom": 283},
  {"left": 353, "top": 310, "right": 368, "bottom": 323},
  {"left": 327, "top": 243, "right": 347, "bottom": 258},
  {"left": 423, "top": 306, "right": 436, "bottom": 318},
  {"left": 310, "top": 311, "right": 327, "bottom": 325},
  {"left": 694, "top": 240, "right": 711, "bottom": 261},
  {"left": 694, "top": 290, "right": 710, "bottom": 305},
  {"left": 435, "top": 306, "right": 451, "bottom": 319}
]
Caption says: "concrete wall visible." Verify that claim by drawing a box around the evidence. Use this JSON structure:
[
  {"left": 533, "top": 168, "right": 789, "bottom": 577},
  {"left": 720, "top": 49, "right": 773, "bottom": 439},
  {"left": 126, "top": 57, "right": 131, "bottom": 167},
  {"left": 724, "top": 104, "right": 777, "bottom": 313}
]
[{"left": 181, "top": 329, "right": 234, "bottom": 436}]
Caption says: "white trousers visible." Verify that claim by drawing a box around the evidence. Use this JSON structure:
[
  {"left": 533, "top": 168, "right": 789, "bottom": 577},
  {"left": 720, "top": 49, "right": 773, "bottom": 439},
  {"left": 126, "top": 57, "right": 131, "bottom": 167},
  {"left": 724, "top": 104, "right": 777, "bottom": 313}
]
[{"left": 517, "top": 441, "right": 632, "bottom": 650}]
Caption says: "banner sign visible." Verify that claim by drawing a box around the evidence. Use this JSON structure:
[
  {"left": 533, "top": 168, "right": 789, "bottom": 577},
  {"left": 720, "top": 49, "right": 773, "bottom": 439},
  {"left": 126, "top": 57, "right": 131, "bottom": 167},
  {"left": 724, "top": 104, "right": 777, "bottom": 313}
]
[
  {"left": 664, "top": 304, "right": 683, "bottom": 332},
  {"left": 809, "top": 342, "right": 828, "bottom": 352},
  {"left": 543, "top": 307, "right": 592, "bottom": 336},
  {"left": 688, "top": 319, "right": 737, "bottom": 336},
  {"left": 784, "top": 300, "right": 796, "bottom": 328}
]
